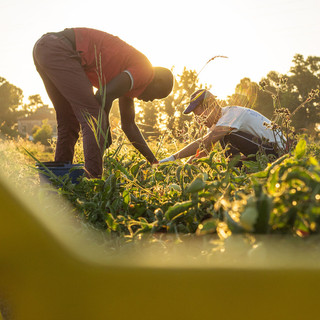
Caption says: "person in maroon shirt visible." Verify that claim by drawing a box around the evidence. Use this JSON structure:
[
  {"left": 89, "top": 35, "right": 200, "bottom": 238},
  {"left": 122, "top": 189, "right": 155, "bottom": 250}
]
[{"left": 33, "top": 28, "right": 173, "bottom": 178}]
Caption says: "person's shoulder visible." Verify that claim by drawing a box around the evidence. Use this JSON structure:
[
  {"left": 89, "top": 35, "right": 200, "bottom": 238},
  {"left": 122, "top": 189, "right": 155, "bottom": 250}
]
[
  {"left": 74, "top": 27, "right": 102, "bottom": 32},
  {"left": 222, "top": 105, "right": 244, "bottom": 114},
  {"left": 227, "top": 105, "right": 246, "bottom": 110},
  {"left": 223, "top": 105, "right": 244, "bottom": 110},
  {"left": 74, "top": 27, "right": 111, "bottom": 38},
  {"left": 228, "top": 105, "right": 257, "bottom": 114}
]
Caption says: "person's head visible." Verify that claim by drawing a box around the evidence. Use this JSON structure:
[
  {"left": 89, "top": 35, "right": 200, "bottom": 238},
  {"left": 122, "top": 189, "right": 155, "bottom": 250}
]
[
  {"left": 183, "top": 89, "right": 221, "bottom": 127},
  {"left": 138, "top": 67, "right": 174, "bottom": 102}
]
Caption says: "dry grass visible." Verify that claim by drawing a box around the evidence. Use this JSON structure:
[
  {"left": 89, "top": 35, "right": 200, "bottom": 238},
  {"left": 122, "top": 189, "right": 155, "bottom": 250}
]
[{"left": 0, "top": 137, "right": 55, "bottom": 187}]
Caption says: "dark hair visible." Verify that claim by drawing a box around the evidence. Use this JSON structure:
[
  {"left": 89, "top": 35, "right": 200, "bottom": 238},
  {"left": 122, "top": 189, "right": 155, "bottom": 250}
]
[{"left": 153, "top": 67, "right": 174, "bottom": 98}]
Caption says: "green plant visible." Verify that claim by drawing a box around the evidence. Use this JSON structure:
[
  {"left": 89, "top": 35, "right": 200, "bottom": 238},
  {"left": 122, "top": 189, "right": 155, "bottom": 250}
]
[
  {"left": 259, "top": 77, "right": 319, "bottom": 155},
  {"left": 32, "top": 119, "right": 53, "bottom": 146}
]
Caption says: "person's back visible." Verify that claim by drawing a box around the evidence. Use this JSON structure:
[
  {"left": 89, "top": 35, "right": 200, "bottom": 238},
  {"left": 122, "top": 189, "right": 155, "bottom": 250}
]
[
  {"left": 216, "top": 106, "right": 285, "bottom": 148},
  {"left": 33, "top": 27, "right": 173, "bottom": 178},
  {"left": 74, "top": 28, "right": 154, "bottom": 98}
]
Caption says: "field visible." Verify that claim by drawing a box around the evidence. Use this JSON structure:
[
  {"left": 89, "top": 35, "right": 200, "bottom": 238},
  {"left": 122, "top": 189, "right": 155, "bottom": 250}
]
[{"left": 1, "top": 132, "right": 320, "bottom": 260}]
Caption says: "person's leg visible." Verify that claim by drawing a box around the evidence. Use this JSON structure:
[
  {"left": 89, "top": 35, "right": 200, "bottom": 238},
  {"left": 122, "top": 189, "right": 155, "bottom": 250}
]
[
  {"left": 220, "top": 131, "right": 278, "bottom": 161},
  {"left": 33, "top": 33, "right": 109, "bottom": 178},
  {"left": 33, "top": 59, "right": 80, "bottom": 162},
  {"left": 219, "top": 136, "right": 241, "bottom": 158}
]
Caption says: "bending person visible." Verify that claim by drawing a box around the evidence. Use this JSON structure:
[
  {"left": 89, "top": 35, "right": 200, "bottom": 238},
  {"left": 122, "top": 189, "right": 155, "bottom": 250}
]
[
  {"left": 33, "top": 28, "right": 174, "bottom": 178},
  {"left": 160, "top": 89, "right": 285, "bottom": 165}
]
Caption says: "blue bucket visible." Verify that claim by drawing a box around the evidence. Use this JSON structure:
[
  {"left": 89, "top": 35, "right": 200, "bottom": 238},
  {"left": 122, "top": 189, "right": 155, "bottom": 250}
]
[{"left": 36, "top": 162, "right": 84, "bottom": 185}]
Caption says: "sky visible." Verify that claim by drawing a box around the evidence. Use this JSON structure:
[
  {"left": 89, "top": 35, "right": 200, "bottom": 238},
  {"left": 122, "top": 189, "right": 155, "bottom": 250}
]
[{"left": 1, "top": 0, "right": 320, "bottom": 106}]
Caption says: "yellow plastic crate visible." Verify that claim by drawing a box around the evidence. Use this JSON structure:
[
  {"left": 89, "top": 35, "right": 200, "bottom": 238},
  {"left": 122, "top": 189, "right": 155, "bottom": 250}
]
[{"left": 0, "top": 171, "right": 319, "bottom": 320}]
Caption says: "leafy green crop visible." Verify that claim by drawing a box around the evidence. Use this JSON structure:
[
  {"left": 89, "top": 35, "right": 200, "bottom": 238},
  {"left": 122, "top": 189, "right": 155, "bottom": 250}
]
[{"left": 46, "top": 138, "right": 320, "bottom": 241}]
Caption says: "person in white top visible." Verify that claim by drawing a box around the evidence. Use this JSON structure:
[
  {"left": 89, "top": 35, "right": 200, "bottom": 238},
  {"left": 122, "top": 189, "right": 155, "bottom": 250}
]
[{"left": 160, "top": 89, "right": 285, "bottom": 165}]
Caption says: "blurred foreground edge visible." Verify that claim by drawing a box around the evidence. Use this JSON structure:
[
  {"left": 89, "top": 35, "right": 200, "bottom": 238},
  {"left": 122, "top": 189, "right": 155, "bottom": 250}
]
[{"left": 0, "top": 168, "right": 320, "bottom": 320}]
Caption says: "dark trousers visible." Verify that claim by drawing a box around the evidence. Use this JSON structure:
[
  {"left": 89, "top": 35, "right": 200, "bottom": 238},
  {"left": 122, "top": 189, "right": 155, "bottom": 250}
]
[
  {"left": 220, "top": 131, "right": 278, "bottom": 164},
  {"left": 33, "top": 33, "right": 108, "bottom": 178}
]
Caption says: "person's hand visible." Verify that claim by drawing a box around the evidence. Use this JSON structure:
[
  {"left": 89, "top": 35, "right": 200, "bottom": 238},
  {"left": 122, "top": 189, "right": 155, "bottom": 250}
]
[
  {"left": 151, "top": 159, "right": 159, "bottom": 166},
  {"left": 159, "top": 155, "right": 176, "bottom": 163}
]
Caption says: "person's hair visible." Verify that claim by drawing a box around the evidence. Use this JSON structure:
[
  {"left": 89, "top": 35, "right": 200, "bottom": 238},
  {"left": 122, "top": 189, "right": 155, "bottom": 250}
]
[{"left": 153, "top": 67, "right": 174, "bottom": 98}]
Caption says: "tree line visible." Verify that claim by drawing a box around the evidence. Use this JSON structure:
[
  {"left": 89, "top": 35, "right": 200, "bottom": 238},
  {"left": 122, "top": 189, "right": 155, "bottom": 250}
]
[
  {"left": 0, "top": 53, "right": 319, "bottom": 142},
  {"left": 0, "top": 77, "right": 50, "bottom": 137}
]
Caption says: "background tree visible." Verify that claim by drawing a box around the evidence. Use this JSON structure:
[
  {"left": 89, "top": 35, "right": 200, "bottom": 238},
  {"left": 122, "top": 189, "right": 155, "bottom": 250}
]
[
  {"left": 229, "top": 55, "right": 320, "bottom": 134},
  {"left": 288, "top": 54, "right": 320, "bottom": 131},
  {"left": 254, "top": 56, "right": 320, "bottom": 133},
  {"left": 135, "top": 101, "right": 161, "bottom": 139},
  {"left": 0, "top": 78, "right": 51, "bottom": 138},
  {"left": 165, "top": 67, "right": 203, "bottom": 136},
  {"left": 0, "top": 77, "right": 24, "bottom": 136},
  {"left": 27, "top": 103, "right": 54, "bottom": 120},
  {"left": 32, "top": 119, "right": 53, "bottom": 146},
  {"left": 227, "top": 77, "right": 259, "bottom": 108},
  {"left": 254, "top": 71, "right": 298, "bottom": 120},
  {"left": 135, "top": 67, "right": 207, "bottom": 141},
  {"left": 24, "top": 94, "right": 48, "bottom": 114}
]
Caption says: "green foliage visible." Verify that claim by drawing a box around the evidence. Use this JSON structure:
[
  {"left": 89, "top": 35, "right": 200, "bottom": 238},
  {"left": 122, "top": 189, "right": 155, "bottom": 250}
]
[
  {"left": 227, "top": 77, "right": 260, "bottom": 108},
  {"left": 256, "top": 55, "right": 320, "bottom": 133},
  {"left": 44, "top": 138, "right": 318, "bottom": 241},
  {"left": 3, "top": 54, "right": 320, "bottom": 246},
  {"left": 0, "top": 138, "right": 50, "bottom": 190},
  {"left": 0, "top": 77, "right": 24, "bottom": 136},
  {"left": 226, "top": 54, "right": 320, "bottom": 136},
  {"left": 25, "top": 94, "right": 47, "bottom": 113},
  {"left": 0, "top": 77, "right": 50, "bottom": 138},
  {"left": 32, "top": 120, "right": 53, "bottom": 146},
  {"left": 135, "top": 67, "right": 210, "bottom": 139}
]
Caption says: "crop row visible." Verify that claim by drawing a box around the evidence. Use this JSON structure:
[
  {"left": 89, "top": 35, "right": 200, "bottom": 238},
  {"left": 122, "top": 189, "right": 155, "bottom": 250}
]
[{"left": 46, "top": 139, "right": 320, "bottom": 240}]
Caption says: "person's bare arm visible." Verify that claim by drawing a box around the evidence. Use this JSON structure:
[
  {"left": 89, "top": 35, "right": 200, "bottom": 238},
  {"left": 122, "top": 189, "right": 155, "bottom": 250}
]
[
  {"left": 119, "top": 96, "right": 158, "bottom": 164},
  {"left": 96, "top": 72, "right": 132, "bottom": 112},
  {"left": 173, "top": 126, "right": 232, "bottom": 160}
]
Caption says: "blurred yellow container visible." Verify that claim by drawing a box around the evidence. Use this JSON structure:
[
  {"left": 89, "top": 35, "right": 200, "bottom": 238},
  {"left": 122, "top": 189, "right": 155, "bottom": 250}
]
[{"left": 0, "top": 171, "right": 319, "bottom": 320}]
